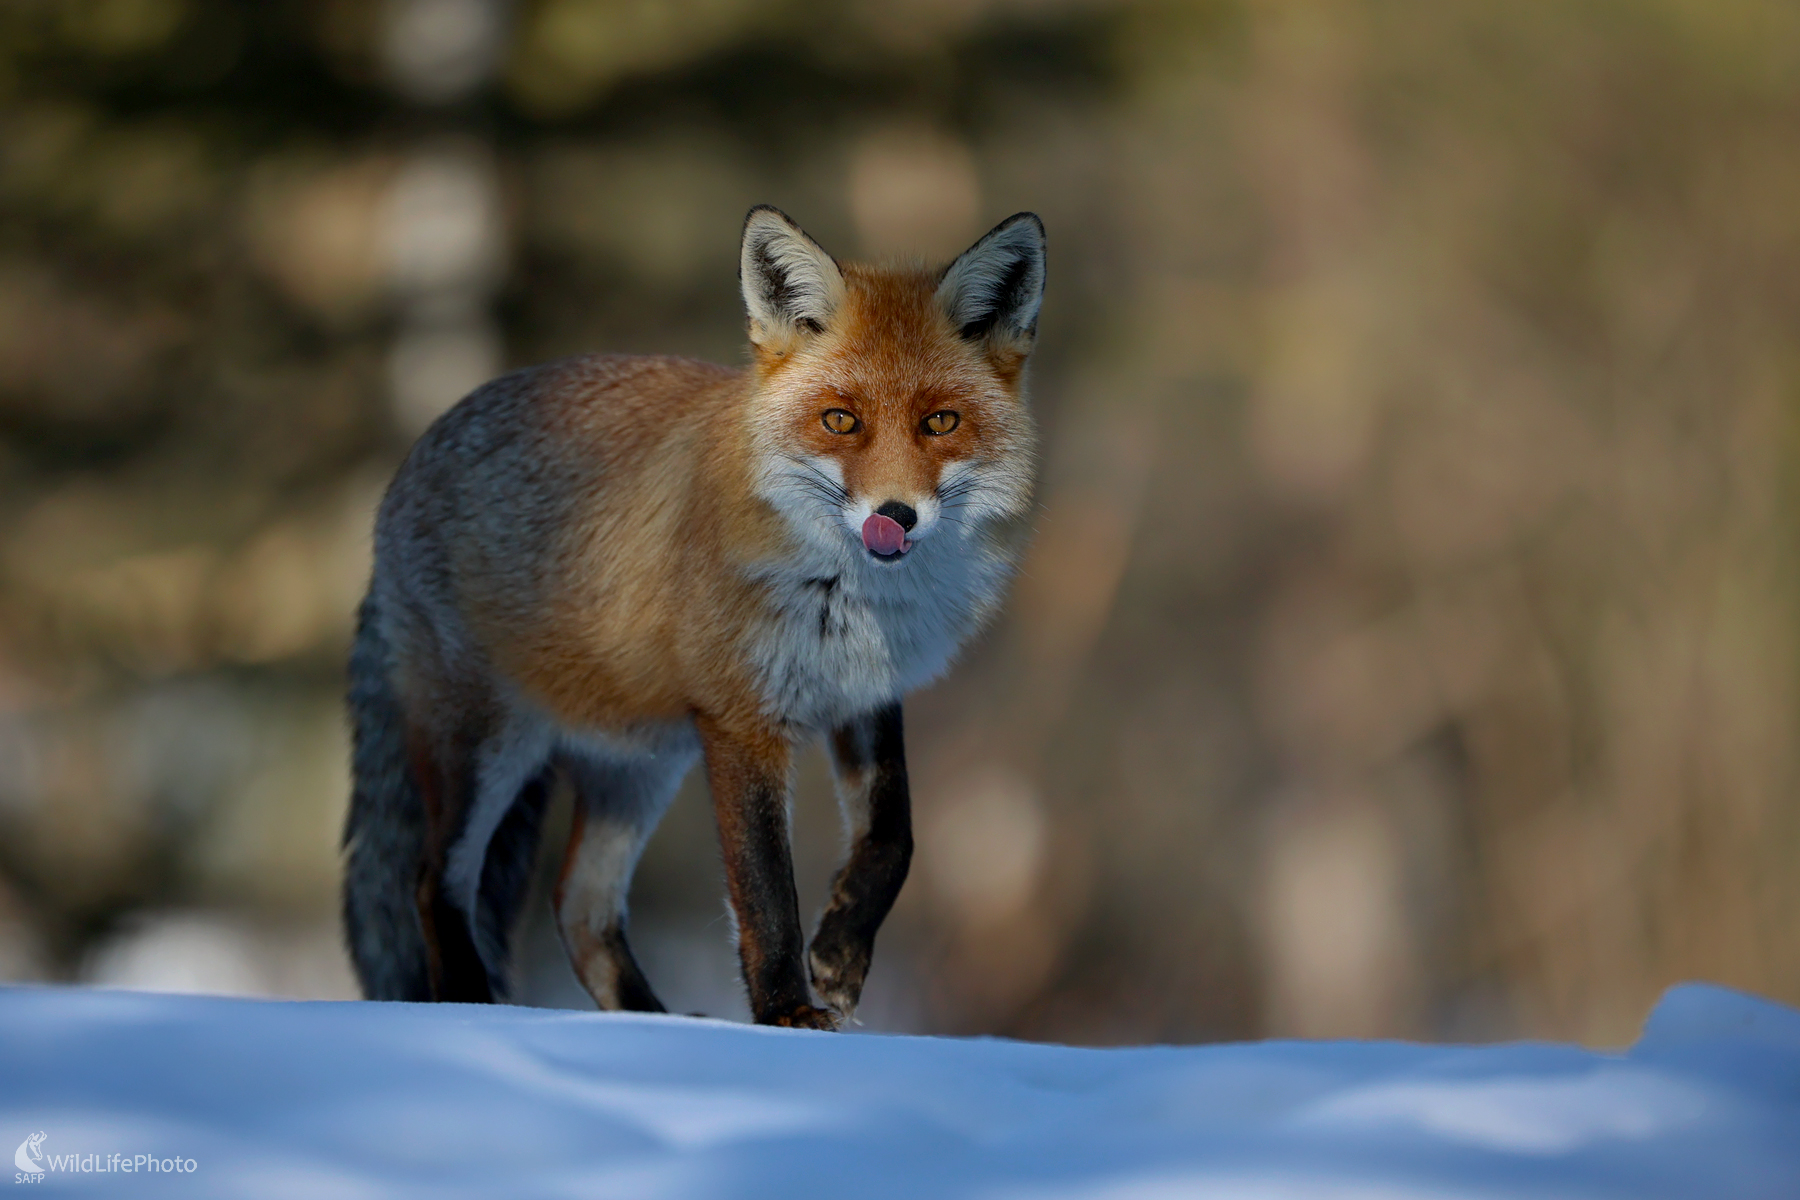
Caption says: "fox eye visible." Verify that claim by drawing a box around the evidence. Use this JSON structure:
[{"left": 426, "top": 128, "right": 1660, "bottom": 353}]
[
  {"left": 822, "top": 408, "right": 860, "bottom": 434},
  {"left": 921, "top": 410, "right": 960, "bottom": 435}
]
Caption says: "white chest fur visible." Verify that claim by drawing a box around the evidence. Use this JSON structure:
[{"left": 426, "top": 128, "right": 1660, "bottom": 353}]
[{"left": 750, "top": 540, "right": 1008, "bottom": 729}]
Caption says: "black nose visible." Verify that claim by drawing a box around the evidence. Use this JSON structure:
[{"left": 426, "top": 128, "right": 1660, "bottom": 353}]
[{"left": 875, "top": 500, "right": 917, "bottom": 531}]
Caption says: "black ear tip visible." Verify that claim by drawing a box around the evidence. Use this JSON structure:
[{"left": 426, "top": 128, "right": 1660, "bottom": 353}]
[
  {"left": 996, "top": 212, "right": 1045, "bottom": 242},
  {"left": 743, "top": 204, "right": 796, "bottom": 235}
]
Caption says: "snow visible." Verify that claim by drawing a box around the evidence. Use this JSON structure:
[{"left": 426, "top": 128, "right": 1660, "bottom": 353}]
[{"left": 2, "top": 982, "right": 1796, "bottom": 1199}]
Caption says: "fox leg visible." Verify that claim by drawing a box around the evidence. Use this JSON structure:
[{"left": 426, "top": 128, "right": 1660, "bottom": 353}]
[
  {"left": 698, "top": 716, "right": 838, "bottom": 1030},
  {"left": 810, "top": 702, "right": 913, "bottom": 1020},
  {"left": 554, "top": 749, "right": 693, "bottom": 1012},
  {"left": 438, "top": 711, "right": 555, "bottom": 994},
  {"left": 409, "top": 725, "right": 495, "bottom": 1004}
]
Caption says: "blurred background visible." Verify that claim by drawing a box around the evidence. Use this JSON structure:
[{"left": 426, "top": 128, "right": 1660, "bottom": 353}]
[{"left": 2, "top": 0, "right": 1798, "bottom": 1047}]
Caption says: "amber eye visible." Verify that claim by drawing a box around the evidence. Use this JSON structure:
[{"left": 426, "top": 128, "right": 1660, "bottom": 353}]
[
  {"left": 921, "top": 410, "right": 960, "bottom": 435},
  {"left": 822, "top": 408, "right": 860, "bottom": 434}
]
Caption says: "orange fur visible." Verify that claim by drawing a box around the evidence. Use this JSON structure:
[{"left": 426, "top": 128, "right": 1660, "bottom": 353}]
[{"left": 447, "top": 264, "right": 1030, "bottom": 740}]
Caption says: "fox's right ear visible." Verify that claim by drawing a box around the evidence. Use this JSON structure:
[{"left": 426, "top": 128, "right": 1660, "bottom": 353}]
[{"left": 740, "top": 206, "right": 844, "bottom": 352}]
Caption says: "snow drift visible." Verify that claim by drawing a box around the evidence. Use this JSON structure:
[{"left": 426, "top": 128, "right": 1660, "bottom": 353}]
[{"left": 2, "top": 982, "right": 1795, "bottom": 1198}]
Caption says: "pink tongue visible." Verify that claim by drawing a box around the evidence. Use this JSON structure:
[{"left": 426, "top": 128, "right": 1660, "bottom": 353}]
[{"left": 862, "top": 513, "right": 910, "bottom": 556}]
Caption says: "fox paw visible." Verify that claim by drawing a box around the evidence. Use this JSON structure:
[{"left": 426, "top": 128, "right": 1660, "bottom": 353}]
[
  {"left": 808, "top": 945, "right": 869, "bottom": 1022},
  {"left": 767, "top": 1003, "right": 842, "bottom": 1031}
]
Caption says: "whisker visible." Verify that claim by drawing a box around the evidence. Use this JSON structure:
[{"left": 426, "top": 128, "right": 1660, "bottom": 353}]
[{"left": 779, "top": 456, "right": 852, "bottom": 508}]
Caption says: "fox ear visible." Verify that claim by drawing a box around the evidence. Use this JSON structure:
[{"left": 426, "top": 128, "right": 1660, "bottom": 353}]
[
  {"left": 740, "top": 206, "right": 844, "bottom": 349},
  {"left": 936, "top": 213, "right": 1046, "bottom": 351}
]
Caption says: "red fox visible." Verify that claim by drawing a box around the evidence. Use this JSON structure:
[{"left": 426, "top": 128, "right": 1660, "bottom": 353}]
[{"left": 342, "top": 206, "right": 1045, "bottom": 1028}]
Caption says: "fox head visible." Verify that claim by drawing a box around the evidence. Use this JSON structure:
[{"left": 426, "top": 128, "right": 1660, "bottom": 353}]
[{"left": 739, "top": 206, "right": 1043, "bottom": 569}]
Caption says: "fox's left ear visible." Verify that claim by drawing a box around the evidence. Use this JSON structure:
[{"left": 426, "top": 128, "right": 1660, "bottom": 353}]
[
  {"left": 740, "top": 205, "right": 845, "bottom": 352},
  {"left": 936, "top": 213, "right": 1046, "bottom": 354}
]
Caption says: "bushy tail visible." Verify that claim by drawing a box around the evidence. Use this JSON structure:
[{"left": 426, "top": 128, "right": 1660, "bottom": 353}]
[{"left": 341, "top": 595, "right": 432, "bottom": 1001}]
